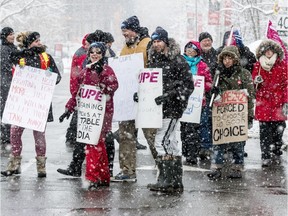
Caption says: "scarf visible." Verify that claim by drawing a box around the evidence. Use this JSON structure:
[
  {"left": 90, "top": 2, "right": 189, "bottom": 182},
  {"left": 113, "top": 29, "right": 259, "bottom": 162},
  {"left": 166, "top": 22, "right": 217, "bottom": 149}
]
[
  {"left": 259, "top": 53, "right": 277, "bottom": 71},
  {"left": 183, "top": 55, "right": 201, "bottom": 75}
]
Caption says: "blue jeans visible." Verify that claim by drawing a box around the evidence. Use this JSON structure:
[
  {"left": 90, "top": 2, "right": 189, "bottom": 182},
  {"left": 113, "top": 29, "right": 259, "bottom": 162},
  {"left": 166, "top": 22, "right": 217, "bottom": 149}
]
[
  {"left": 211, "top": 141, "right": 245, "bottom": 168},
  {"left": 200, "top": 104, "right": 213, "bottom": 150}
]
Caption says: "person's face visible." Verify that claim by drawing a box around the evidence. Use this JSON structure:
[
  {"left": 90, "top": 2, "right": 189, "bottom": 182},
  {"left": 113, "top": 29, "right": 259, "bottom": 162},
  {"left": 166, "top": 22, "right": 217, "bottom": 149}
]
[
  {"left": 6, "top": 32, "right": 15, "bottom": 43},
  {"left": 200, "top": 38, "right": 213, "bottom": 52},
  {"left": 152, "top": 39, "right": 166, "bottom": 53},
  {"left": 265, "top": 49, "right": 274, "bottom": 58},
  {"left": 223, "top": 55, "right": 234, "bottom": 68},
  {"left": 121, "top": 29, "right": 138, "bottom": 43},
  {"left": 185, "top": 47, "right": 198, "bottom": 57},
  {"left": 89, "top": 47, "right": 103, "bottom": 63},
  {"left": 29, "top": 38, "right": 42, "bottom": 48},
  {"left": 84, "top": 40, "right": 90, "bottom": 50}
]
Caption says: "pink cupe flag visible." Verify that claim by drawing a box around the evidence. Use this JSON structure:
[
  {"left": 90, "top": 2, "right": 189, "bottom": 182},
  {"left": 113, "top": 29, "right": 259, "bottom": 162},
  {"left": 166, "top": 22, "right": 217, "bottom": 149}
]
[{"left": 266, "top": 20, "right": 288, "bottom": 62}]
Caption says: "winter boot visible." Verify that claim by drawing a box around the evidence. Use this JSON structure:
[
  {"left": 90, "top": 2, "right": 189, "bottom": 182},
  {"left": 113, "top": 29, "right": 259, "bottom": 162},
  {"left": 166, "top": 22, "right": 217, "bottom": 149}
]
[
  {"left": 1, "top": 155, "right": 22, "bottom": 176},
  {"left": 147, "top": 156, "right": 174, "bottom": 193},
  {"left": 172, "top": 156, "right": 184, "bottom": 192},
  {"left": 106, "top": 131, "right": 115, "bottom": 177},
  {"left": 36, "top": 156, "right": 47, "bottom": 178},
  {"left": 207, "top": 168, "right": 222, "bottom": 180}
]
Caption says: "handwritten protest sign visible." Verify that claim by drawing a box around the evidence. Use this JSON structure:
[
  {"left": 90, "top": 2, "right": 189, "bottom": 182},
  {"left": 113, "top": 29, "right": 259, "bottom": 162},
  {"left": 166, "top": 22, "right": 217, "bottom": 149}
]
[
  {"left": 180, "top": 75, "right": 204, "bottom": 123},
  {"left": 136, "top": 69, "right": 163, "bottom": 128},
  {"left": 108, "top": 53, "right": 144, "bottom": 121},
  {"left": 212, "top": 90, "right": 248, "bottom": 145},
  {"left": 76, "top": 85, "right": 106, "bottom": 145},
  {"left": 2, "top": 65, "right": 57, "bottom": 132}
]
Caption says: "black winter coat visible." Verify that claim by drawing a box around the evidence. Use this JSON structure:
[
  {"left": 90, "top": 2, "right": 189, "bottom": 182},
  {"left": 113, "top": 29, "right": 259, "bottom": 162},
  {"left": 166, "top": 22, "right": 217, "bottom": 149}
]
[
  {"left": 147, "top": 38, "right": 194, "bottom": 119},
  {"left": 0, "top": 40, "right": 17, "bottom": 116},
  {"left": 10, "top": 46, "right": 61, "bottom": 122}
]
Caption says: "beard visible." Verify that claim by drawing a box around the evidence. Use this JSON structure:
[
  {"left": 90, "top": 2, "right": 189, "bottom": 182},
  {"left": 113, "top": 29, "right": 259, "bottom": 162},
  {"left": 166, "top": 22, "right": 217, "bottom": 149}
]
[{"left": 125, "top": 36, "right": 139, "bottom": 47}]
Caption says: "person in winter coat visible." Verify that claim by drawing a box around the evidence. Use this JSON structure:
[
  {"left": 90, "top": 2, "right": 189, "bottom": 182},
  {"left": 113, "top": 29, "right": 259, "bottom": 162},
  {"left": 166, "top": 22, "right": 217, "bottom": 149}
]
[
  {"left": 57, "top": 31, "right": 116, "bottom": 179},
  {"left": 217, "top": 30, "right": 256, "bottom": 73},
  {"left": 1, "top": 31, "right": 61, "bottom": 178},
  {"left": 180, "top": 40, "right": 212, "bottom": 164},
  {"left": 64, "top": 42, "right": 118, "bottom": 190},
  {"left": 252, "top": 39, "right": 288, "bottom": 167},
  {"left": 114, "top": 15, "right": 157, "bottom": 181},
  {"left": 198, "top": 32, "right": 218, "bottom": 160},
  {"left": 207, "top": 46, "right": 255, "bottom": 180},
  {"left": 146, "top": 26, "right": 194, "bottom": 193},
  {"left": 0, "top": 27, "right": 17, "bottom": 148}
]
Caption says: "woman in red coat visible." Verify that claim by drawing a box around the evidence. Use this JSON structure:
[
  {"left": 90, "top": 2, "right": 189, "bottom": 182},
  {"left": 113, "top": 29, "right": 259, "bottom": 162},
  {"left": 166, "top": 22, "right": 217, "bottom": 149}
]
[
  {"left": 65, "top": 42, "right": 118, "bottom": 189},
  {"left": 252, "top": 39, "right": 288, "bottom": 167},
  {"left": 180, "top": 40, "right": 212, "bottom": 164}
]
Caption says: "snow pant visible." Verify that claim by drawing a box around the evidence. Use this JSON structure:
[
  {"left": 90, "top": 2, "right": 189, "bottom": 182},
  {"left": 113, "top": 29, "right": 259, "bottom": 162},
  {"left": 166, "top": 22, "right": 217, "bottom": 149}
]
[
  {"left": 199, "top": 103, "right": 213, "bottom": 150},
  {"left": 155, "top": 119, "right": 181, "bottom": 156},
  {"left": 118, "top": 120, "right": 156, "bottom": 175},
  {"left": 68, "top": 131, "right": 115, "bottom": 176},
  {"left": 85, "top": 140, "right": 110, "bottom": 184},
  {"left": 211, "top": 141, "right": 245, "bottom": 169},
  {"left": 180, "top": 122, "right": 200, "bottom": 160},
  {"left": 259, "top": 121, "right": 286, "bottom": 159},
  {"left": 65, "top": 111, "right": 77, "bottom": 144},
  {"left": 10, "top": 125, "right": 46, "bottom": 157}
]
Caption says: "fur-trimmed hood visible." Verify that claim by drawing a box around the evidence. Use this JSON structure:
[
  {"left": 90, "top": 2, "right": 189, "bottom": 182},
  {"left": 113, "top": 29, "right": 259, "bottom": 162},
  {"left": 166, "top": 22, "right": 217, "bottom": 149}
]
[
  {"left": 256, "top": 39, "right": 284, "bottom": 61},
  {"left": 218, "top": 45, "right": 240, "bottom": 65},
  {"left": 148, "top": 38, "right": 181, "bottom": 62}
]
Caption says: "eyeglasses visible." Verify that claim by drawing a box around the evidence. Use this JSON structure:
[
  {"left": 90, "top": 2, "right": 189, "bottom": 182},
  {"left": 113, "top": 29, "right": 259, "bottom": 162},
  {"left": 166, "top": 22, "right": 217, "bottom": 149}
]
[{"left": 90, "top": 51, "right": 102, "bottom": 55}]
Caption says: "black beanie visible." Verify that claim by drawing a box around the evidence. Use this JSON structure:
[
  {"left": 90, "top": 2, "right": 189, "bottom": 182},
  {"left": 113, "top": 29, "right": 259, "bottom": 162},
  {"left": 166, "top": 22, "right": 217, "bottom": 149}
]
[
  {"left": 121, "top": 16, "right": 141, "bottom": 33},
  {"left": 198, "top": 32, "right": 213, "bottom": 42},
  {"left": 151, "top": 26, "right": 169, "bottom": 45},
  {"left": 103, "top": 32, "right": 114, "bottom": 43},
  {"left": 86, "top": 30, "right": 105, "bottom": 44},
  {"left": 88, "top": 42, "right": 107, "bottom": 56},
  {"left": 1, "top": 27, "right": 14, "bottom": 40},
  {"left": 24, "top": 31, "right": 40, "bottom": 47}
]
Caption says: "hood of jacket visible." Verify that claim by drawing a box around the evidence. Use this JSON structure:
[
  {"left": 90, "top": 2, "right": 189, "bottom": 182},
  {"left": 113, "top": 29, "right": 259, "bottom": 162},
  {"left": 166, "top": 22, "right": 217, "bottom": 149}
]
[
  {"left": 256, "top": 39, "right": 284, "bottom": 61},
  {"left": 218, "top": 45, "right": 241, "bottom": 65}
]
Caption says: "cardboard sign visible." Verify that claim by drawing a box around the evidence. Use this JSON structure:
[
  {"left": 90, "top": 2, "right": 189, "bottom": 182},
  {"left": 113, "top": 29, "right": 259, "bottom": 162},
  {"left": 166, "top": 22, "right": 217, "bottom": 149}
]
[
  {"left": 108, "top": 53, "right": 144, "bottom": 121},
  {"left": 212, "top": 90, "right": 248, "bottom": 145},
  {"left": 76, "top": 85, "right": 106, "bottom": 145},
  {"left": 2, "top": 65, "right": 57, "bottom": 132},
  {"left": 135, "top": 69, "right": 163, "bottom": 128},
  {"left": 180, "top": 75, "right": 204, "bottom": 123}
]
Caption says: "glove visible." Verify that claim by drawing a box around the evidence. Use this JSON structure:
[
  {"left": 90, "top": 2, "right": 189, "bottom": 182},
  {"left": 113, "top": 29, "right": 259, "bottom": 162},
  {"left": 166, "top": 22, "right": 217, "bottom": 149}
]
[
  {"left": 59, "top": 110, "right": 71, "bottom": 123},
  {"left": 133, "top": 92, "right": 138, "bottom": 103},
  {"left": 155, "top": 95, "right": 165, "bottom": 105},
  {"left": 248, "top": 117, "right": 253, "bottom": 129},
  {"left": 233, "top": 30, "right": 244, "bottom": 48},
  {"left": 211, "top": 86, "right": 220, "bottom": 95},
  {"left": 254, "top": 75, "right": 263, "bottom": 84},
  {"left": 282, "top": 103, "right": 288, "bottom": 116}
]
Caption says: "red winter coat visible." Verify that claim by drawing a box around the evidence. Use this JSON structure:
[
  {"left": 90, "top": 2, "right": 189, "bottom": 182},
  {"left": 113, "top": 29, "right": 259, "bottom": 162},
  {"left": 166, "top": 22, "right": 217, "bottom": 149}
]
[
  {"left": 66, "top": 64, "right": 118, "bottom": 139},
  {"left": 69, "top": 34, "right": 89, "bottom": 94},
  {"left": 252, "top": 59, "right": 288, "bottom": 121}
]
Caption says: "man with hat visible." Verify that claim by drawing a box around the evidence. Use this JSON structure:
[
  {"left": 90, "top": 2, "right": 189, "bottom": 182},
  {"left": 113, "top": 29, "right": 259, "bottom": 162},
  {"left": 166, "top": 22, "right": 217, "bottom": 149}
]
[
  {"left": 113, "top": 15, "right": 157, "bottom": 181},
  {"left": 0, "top": 27, "right": 17, "bottom": 149},
  {"left": 197, "top": 31, "right": 218, "bottom": 161},
  {"left": 146, "top": 26, "right": 194, "bottom": 193}
]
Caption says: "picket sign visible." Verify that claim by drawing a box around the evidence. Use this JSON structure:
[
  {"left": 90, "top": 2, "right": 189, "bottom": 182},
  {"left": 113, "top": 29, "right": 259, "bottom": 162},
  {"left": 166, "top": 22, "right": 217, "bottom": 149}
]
[
  {"left": 76, "top": 85, "right": 106, "bottom": 145},
  {"left": 212, "top": 90, "right": 248, "bottom": 145},
  {"left": 2, "top": 65, "right": 57, "bottom": 132},
  {"left": 180, "top": 75, "right": 205, "bottom": 123},
  {"left": 135, "top": 68, "right": 163, "bottom": 128}
]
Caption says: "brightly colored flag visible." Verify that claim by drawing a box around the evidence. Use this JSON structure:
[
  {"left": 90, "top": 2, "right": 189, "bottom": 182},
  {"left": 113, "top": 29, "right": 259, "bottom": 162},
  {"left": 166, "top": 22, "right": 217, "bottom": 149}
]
[{"left": 266, "top": 19, "right": 288, "bottom": 61}]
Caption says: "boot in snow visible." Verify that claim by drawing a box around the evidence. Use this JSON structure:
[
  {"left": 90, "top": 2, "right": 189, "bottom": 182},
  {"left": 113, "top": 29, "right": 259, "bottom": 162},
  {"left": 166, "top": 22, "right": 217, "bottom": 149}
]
[
  {"left": 1, "top": 155, "right": 22, "bottom": 176},
  {"left": 36, "top": 156, "right": 47, "bottom": 178}
]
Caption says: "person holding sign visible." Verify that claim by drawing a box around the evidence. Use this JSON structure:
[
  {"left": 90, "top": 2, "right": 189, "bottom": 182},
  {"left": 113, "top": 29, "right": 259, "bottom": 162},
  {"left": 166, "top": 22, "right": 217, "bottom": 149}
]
[
  {"left": 207, "top": 46, "right": 255, "bottom": 180},
  {"left": 180, "top": 40, "right": 212, "bottom": 165},
  {"left": 61, "top": 42, "right": 118, "bottom": 190},
  {"left": 252, "top": 39, "right": 288, "bottom": 167},
  {"left": 1, "top": 31, "right": 61, "bottom": 178},
  {"left": 146, "top": 26, "right": 194, "bottom": 193}
]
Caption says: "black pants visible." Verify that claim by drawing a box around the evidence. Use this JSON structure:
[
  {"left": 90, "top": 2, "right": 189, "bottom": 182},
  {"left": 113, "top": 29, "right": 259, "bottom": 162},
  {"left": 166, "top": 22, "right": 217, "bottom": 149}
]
[
  {"left": 259, "top": 121, "right": 286, "bottom": 159},
  {"left": 180, "top": 122, "right": 200, "bottom": 160},
  {"left": 65, "top": 112, "right": 78, "bottom": 144}
]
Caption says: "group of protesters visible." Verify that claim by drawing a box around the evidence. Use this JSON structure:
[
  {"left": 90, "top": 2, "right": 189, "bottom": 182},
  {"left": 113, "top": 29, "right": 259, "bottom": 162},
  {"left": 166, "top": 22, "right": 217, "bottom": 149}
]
[{"left": 1, "top": 15, "right": 287, "bottom": 192}]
